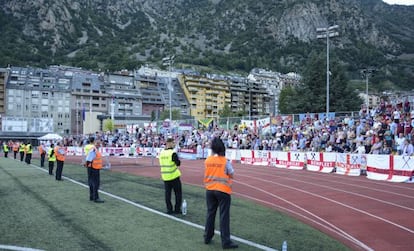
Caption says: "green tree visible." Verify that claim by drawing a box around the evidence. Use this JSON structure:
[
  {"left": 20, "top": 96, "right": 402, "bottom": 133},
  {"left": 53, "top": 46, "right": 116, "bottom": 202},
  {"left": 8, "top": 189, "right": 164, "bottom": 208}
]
[
  {"left": 278, "top": 85, "right": 300, "bottom": 114},
  {"left": 103, "top": 119, "right": 115, "bottom": 133},
  {"left": 160, "top": 109, "right": 181, "bottom": 120},
  {"left": 329, "top": 61, "right": 362, "bottom": 112},
  {"left": 218, "top": 103, "right": 232, "bottom": 118},
  {"left": 279, "top": 52, "right": 362, "bottom": 114}
]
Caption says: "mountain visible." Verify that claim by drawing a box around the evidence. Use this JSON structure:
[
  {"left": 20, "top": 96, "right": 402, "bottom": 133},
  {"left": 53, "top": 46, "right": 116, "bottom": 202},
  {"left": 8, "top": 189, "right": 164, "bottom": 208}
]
[{"left": 1, "top": 0, "right": 413, "bottom": 90}]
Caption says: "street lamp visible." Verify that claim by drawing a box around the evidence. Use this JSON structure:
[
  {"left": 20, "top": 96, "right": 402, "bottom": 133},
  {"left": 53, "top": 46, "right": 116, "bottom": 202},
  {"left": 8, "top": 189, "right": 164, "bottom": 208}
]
[
  {"left": 317, "top": 24, "right": 339, "bottom": 120},
  {"left": 162, "top": 55, "right": 175, "bottom": 121},
  {"left": 361, "top": 68, "right": 374, "bottom": 111}
]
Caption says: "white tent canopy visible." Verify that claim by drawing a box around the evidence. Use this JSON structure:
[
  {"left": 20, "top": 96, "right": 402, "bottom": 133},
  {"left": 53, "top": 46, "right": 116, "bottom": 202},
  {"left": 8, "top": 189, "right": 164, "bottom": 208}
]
[{"left": 38, "top": 133, "right": 63, "bottom": 141}]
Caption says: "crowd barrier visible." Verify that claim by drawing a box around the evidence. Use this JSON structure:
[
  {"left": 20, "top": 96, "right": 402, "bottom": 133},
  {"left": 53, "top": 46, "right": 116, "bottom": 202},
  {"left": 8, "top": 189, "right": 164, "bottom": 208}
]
[{"left": 62, "top": 146, "right": 414, "bottom": 183}]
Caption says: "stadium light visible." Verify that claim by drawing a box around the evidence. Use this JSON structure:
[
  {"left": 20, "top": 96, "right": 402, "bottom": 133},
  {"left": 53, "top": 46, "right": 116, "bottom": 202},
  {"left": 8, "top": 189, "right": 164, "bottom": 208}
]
[
  {"left": 317, "top": 24, "right": 339, "bottom": 120},
  {"left": 361, "top": 68, "right": 374, "bottom": 111},
  {"left": 162, "top": 55, "right": 175, "bottom": 121}
]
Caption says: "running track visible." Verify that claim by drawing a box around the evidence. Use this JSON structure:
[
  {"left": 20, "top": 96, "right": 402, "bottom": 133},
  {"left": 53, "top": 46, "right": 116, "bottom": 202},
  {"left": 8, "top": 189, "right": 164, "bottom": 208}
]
[{"left": 67, "top": 156, "right": 414, "bottom": 251}]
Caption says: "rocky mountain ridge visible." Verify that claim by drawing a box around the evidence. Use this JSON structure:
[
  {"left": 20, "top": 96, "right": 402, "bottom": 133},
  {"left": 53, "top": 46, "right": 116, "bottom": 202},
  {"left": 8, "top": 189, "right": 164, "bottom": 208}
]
[{"left": 1, "top": 0, "right": 413, "bottom": 89}]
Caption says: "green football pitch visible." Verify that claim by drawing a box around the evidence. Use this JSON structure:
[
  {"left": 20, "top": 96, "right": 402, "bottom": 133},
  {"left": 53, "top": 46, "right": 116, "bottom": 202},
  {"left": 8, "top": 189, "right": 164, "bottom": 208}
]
[{"left": 0, "top": 157, "right": 349, "bottom": 251}]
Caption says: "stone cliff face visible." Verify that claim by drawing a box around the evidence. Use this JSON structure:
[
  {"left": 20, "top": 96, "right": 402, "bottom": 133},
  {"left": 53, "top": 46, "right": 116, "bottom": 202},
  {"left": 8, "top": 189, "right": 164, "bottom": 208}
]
[
  {"left": 0, "top": 0, "right": 413, "bottom": 84},
  {"left": 3, "top": 0, "right": 411, "bottom": 52}
]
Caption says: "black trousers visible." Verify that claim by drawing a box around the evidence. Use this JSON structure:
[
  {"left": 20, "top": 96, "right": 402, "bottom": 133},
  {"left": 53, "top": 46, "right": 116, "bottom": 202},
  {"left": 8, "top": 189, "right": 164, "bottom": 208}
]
[
  {"left": 88, "top": 168, "right": 101, "bottom": 201},
  {"left": 13, "top": 151, "right": 18, "bottom": 159},
  {"left": 4, "top": 151, "right": 8, "bottom": 158},
  {"left": 56, "top": 160, "right": 64, "bottom": 180},
  {"left": 20, "top": 151, "right": 24, "bottom": 161},
  {"left": 48, "top": 161, "right": 55, "bottom": 175},
  {"left": 25, "top": 153, "right": 32, "bottom": 164},
  {"left": 40, "top": 153, "right": 46, "bottom": 167},
  {"left": 164, "top": 177, "right": 182, "bottom": 213},
  {"left": 204, "top": 190, "right": 232, "bottom": 246}
]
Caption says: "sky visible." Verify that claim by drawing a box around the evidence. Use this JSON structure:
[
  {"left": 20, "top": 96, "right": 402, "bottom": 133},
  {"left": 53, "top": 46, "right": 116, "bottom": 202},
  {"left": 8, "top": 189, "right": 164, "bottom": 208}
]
[{"left": 382, "top": 0, "right": 414, "bottom": 5}]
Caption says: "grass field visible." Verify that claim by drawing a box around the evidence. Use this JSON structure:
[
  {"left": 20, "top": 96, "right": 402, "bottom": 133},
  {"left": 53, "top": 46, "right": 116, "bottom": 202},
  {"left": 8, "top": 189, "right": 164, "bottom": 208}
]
[{"left": 0, "top": 157, "right": 350, "bottom": 251}]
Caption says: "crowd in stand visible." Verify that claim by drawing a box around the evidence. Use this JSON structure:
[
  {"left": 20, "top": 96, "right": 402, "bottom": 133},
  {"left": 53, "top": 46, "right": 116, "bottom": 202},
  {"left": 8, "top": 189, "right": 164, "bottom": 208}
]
[{"left": 6, "top": 97, "right": 411, "bottom": 157}]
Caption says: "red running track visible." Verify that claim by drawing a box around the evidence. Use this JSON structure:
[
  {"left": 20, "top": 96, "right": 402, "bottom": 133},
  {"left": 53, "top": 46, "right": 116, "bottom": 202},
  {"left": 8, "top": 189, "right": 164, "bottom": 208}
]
[{"left": 66, "top": 156, "right": 414, "bottom": 251}]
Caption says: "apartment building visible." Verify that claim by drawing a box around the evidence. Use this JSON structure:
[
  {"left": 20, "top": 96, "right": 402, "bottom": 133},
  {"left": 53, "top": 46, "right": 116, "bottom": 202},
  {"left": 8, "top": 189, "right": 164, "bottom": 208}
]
[
  {"left": 228, "top": 76, "right": 249, "bottom": 117},
  {"left": 248, "top": 68, "right": 301, "bottom": 115},
  {"left": 104, "top": 72, "right": 143, "bottom": 127},
  {"left": 70, "top": 69, "right": 107, "bottom": 135},
  {"left": 135, "top": 66, "right": 189, "bottom": 118},
  {"left": 5, "top": 66, "right": 71, "bottom": 135},
  {"left": 180, "top": 74, "right": 231, "bottom": 121}
]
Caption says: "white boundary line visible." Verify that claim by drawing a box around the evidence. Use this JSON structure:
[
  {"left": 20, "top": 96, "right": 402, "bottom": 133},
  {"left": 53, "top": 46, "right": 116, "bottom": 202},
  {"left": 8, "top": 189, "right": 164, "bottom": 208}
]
[
  {"left": 0, "top": 245, "right": 44, "bottom": 251},
  {"left": 26, "top": 163, "right": 277, "bottom": 251}
]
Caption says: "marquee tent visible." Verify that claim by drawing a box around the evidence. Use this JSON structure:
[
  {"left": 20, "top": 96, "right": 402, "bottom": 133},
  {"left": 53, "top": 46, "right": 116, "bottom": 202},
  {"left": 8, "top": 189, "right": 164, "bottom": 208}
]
[{"left": 38, "top": 133, "right": 63, "bottom": 141}]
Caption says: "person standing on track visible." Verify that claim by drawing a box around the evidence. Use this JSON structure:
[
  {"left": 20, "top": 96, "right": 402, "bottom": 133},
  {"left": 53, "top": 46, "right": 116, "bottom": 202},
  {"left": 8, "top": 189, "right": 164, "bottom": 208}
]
[
  {"left": 203, "top": 137, "right": 238, "bottom": 249},
  {"left": 38, "top": 143, "right": 46, "bottom": 167},
  {"left": 54, "top": 141, "right": 66, "bottom": 181},
  {"left": 84, "top": 137, "right": 95, "bottom": 188},
  {"left": 3, "top": 141, "right": 9, "bottom": 158},
  {"left": 85, "top": 140, "right": 104, "bottom": 203},
  {"left": 19, "top": 142, "right": 25, "bottom": 162},
  {"left": 159, "top": 137, "right": 182, "bottom": 214},
  {"left": 48, "top": 143, "right": 56, "bottom": 175},
  {"left": 25, "top": 141, "right": 33, "bottom": 164},
  {"left": 12, "top": 141, "right": 19, "bottom": 159}
]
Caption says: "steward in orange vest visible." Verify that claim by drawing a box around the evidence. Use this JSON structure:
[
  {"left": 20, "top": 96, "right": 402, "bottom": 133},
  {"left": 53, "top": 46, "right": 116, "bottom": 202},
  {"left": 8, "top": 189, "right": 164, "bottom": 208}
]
[
  {"left": 86, "top": 140, "right": 104, "bottom": 203},
  {"left": 54, "top": 142, "right": 66, "bottom": 181},
  {"left": 12, "top": 142, "right": 19, "bottom": 159},
  {"left": 38, "top": 143, "right": 46, "bottom": 167},
  {"left": 203, "top": 137, "right": 238, "bottom": 249}
]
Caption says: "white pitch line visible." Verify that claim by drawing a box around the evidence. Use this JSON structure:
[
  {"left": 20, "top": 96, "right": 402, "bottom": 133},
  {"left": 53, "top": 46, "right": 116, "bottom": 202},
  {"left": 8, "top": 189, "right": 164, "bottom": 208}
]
[
  {"left": 0, "top": 245, "right": 44, "bottom": 251},
  {"left": 27, "top": 163, "right": 276, "bottom": 251}
]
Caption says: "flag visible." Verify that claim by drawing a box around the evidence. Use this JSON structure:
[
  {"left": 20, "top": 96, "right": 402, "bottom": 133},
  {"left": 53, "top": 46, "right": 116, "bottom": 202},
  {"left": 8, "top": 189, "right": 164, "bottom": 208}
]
[{"left": 82, "top": 103, "right": 85, "bottom": 121}]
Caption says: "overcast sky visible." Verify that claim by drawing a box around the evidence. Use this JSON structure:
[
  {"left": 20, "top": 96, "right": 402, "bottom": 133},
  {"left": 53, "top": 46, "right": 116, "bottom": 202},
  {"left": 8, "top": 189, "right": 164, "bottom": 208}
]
[{"left": 382, "top": 0, "right": 414, "bottom": 5}]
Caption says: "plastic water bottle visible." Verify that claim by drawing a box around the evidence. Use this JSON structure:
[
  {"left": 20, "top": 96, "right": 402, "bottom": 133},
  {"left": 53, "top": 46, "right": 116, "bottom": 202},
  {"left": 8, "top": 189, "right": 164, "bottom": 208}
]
[
  {"left": 282, "top": 240, "right": 287, "bottom": 251},
  {"left": 182, "top": 199, "right": 187, "bottom": 215}
]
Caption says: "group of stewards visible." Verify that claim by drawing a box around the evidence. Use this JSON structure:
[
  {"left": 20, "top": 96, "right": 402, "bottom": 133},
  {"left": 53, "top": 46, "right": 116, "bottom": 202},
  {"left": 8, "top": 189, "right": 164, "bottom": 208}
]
[
  {"left": 2, "top": 138, "right": 103, "bottom": 203},
  {"left": 158, "top": 137, "right": 238, "bottom": 249},
  {"left": 2, "top": 141, "right": 33, "bottom": 164}
]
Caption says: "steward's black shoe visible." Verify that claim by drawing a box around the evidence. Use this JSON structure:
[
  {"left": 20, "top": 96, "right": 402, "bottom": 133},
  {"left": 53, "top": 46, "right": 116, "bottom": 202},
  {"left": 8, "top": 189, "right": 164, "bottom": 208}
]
[
  {"left": 223, "top": 242, "right": 238, "bottom": 249},
  {"left": 94, "top": 198, "right": 105, "bottom": 203}
]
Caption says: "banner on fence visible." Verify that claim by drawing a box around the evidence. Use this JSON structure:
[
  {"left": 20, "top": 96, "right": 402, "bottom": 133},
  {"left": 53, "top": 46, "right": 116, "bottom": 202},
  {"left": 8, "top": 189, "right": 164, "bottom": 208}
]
[
  {"left": 306, "top": 152, "right": 336, "bottom": 173},
  {"left": 335, "top": 153, "right": 362, "bottom": 176},
  {"left": 366, "top": 155, "right": 414, "bottom": 182},
  {"left": 273, "top": 151, "right": 305, "bottom": 170}
]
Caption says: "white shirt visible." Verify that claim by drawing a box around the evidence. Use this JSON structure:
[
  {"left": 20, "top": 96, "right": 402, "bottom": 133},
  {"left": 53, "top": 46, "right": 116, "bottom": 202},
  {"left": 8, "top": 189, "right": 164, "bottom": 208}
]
[
  {"left": 355, "top": 145, "right": 366, "bottom": 154},
  {"left": 403, "top": 143, "right": 414, "bottom": 156},
  {"left": 393, "top": 110, "right": 401, "bottom": 120}
]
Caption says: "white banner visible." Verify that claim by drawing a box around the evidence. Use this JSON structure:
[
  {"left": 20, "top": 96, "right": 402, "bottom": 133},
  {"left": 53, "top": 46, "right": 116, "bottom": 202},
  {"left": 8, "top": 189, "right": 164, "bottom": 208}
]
[
  {"left": 335, "top": 153, "right": 362, "bottom": 176},
  {"left": 306, "top": 152, "right": 336, "bottom": 173},
  {"left": 240, "top": 150, "right": 254, "bottom": 165},
  {"left": 366, "top": 155, "right": 414, "bottom": 182},
  {"left": 273, "top": 151, "right": 305, "bottom": 170}
]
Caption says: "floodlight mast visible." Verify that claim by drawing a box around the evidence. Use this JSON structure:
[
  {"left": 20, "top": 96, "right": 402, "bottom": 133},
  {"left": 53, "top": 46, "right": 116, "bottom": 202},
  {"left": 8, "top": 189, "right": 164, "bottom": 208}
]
[{"left": 317, "top": 25, "right": 339, "bottom": 120}]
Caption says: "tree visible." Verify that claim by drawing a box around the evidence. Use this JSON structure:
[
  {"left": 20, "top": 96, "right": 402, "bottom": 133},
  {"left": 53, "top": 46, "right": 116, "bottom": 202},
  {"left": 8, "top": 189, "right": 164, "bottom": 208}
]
[
  {"left": 160, "top": 109, "right": 181, "bottom": 120},
  {"left": 279, "top": 85, "right": 300, "bottom": 114},
  {"left": 218, "top": 103, "right": 232, "bottom": 118},
  {"left": 329, "top": 61, "right": 363, "bottom": 112},
  {"left": 278, "top": 52, "right": 362, "bottom": 114},
  {"left": 103, "top": 119, "right": 114, "bottom": 133}
]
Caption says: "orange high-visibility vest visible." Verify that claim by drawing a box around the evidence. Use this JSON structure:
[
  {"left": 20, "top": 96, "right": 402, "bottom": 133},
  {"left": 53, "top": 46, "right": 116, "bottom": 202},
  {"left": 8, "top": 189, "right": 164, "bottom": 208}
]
[
  {"left": 204, "top": 156, "right": 232, "bottom": 195},
  {"left": 91, "top": 151, "right": 103, "bottom": 170},
  {"left": 38, "top": 145, "right": 45, "bottom": 155},
  {"left": 54, "top": 146, "right": 66, "bottom": 161},
  {"left": 13, "top": 143, "right": 19, "bottom": 152}
]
